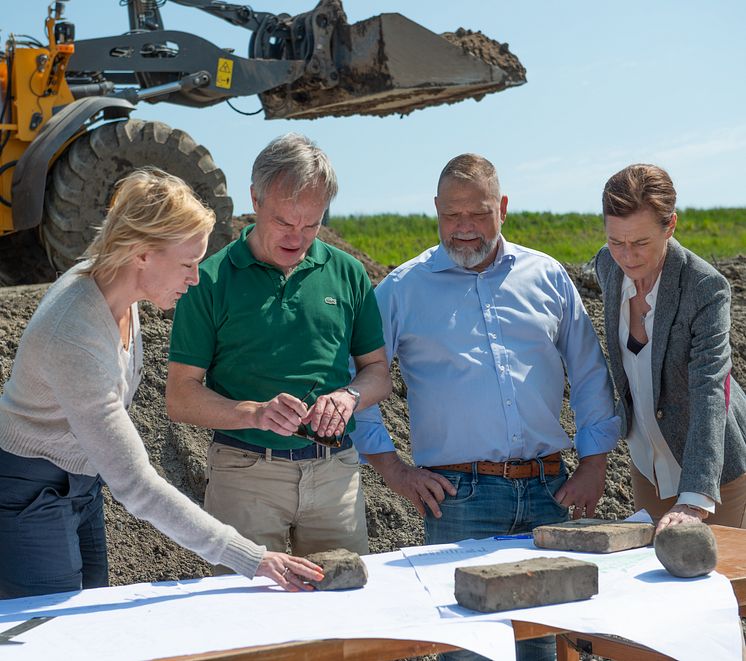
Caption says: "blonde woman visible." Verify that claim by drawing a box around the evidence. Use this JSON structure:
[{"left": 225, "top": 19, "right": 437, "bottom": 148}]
[{"left": 0, "top": 169, "right": 322, "bottom": 598}]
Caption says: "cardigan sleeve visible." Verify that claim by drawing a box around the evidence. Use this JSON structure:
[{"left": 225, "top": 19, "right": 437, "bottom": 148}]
[{"left": 45, "top": 338, "right": 266, "bottom": 577}]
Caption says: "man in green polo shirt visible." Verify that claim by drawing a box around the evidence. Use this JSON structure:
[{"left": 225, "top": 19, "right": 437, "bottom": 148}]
[{"left": 166, "top": 133, "right": 391, "bottom": 562}]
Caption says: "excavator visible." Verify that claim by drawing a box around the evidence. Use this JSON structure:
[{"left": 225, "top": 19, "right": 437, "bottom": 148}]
[{"left": 0, "top": 0, "right": 526, "bottom": 272}]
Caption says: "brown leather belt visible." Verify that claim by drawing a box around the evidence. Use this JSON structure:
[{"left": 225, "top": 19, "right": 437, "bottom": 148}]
[{"left": 429, "top": 452, "right": 562, "bottom": 479}]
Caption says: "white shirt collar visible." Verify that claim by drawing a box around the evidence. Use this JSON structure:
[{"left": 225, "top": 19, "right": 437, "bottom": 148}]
[{"left": 621, "top": 271, "right": 663, "bottom": 311}]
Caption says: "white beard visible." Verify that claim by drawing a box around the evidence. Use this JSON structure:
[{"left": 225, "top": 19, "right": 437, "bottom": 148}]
[{"left": 442, "top": 232, "right": 499, "bottom": 269}]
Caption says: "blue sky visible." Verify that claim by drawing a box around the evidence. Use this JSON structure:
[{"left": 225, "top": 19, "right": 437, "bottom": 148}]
[{"left": 6, "top": 1, "right": 746, "bottom": 216}]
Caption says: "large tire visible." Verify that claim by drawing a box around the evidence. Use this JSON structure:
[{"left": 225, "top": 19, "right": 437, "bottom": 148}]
[{"left": 41, "top": 119, "right": 233, "bottom": 272}]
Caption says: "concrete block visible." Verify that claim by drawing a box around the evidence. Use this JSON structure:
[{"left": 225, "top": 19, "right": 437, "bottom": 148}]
[
  {"left": 305, "top": 548, "right": 368, "bottom": 590},
  {"left": 654, "top": 523, "right": 718, "bottom": 578},
  {"left": 533, "top": 518, "right": 654, "bottom": 553},
  {"left": 454, "top": 556, "right": 598, "bottom": 613}
]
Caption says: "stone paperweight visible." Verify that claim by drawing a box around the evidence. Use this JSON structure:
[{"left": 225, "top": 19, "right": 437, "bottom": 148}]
[
  {"left": 305, "top": 548, "right": 368, "bottom": 590},
  {"left": 654, "top": 523, "right": 718, "bottom": 578}
]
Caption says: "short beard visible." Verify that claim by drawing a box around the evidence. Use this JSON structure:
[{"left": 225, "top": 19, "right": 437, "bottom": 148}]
[{"left": 441, "top": 232, "right": 499, "bottom": 269}]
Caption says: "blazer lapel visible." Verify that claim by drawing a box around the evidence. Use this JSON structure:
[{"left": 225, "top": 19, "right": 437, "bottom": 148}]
[
  {"left": 604, "top": 261, "right": 626, "bottom": 392},
  {"left": 651, "top": 239, "right": 684, "bottom": 404}
]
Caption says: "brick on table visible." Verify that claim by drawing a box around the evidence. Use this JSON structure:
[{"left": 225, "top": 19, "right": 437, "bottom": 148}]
[
  {"left": 532, "top": 518, "right": 655, "bottom": 553},
  {"left": 455, "top": 556, "right": 598, "bottom": 613}
]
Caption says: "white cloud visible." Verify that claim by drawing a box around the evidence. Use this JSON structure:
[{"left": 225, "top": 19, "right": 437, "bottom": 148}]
[
  {"left": 505, "top": 124, "right": 746, "bottom": 212},
  {"left": 651, "top": 126, "right": 746, "bottom": 164}
]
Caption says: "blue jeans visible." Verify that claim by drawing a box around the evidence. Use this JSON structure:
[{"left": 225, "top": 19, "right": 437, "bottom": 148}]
[
  {"left": 426, "top": 462, "right": 570, "bottom": 661},
  {"left": 0, "top": 447, "right": 108, "bottom": 599}
]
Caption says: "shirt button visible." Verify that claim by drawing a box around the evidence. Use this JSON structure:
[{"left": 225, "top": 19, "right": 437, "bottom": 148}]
[
  {"left": 656, "top": 409, "right": 664, "bottom": 420},
  {"left": 506, "top": 399, "right": 512, "bottom": 406},
  {"left": 512, "top": 435, "right": 518, "bottom": 442},
  {"left": 499, "top": 365, "right": 505, "bottom": 372}
]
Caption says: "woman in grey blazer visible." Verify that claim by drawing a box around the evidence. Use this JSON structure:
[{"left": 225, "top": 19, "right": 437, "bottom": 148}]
[{"left": 595, "top": 163, "right": 746, "bottom": 531}]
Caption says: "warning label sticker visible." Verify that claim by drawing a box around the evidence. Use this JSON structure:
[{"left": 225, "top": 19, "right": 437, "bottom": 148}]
[{"left": 216, "top": 58, "right": 233, "bottom": 90}]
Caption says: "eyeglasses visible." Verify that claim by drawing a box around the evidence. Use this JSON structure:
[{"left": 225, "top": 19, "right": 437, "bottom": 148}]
[{"left": 295, "top": 381, "right": 346, "bottom": 448}]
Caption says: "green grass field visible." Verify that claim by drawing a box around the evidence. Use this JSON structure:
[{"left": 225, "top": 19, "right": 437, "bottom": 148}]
[{"left": 329, "top": 208, "right": 746, "bottom": 266}]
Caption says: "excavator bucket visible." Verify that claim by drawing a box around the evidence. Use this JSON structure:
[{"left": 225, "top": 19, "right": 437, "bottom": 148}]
[{"left": 259, "top": 14, "right": 526, "bottom": 120}]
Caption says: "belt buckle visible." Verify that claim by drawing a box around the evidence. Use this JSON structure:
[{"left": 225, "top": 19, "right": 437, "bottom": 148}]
[{"left": 502, "top": 460, "right": 522, "bottom": 478}]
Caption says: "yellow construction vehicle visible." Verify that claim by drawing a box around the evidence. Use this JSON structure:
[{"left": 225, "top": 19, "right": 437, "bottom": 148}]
[{"left": 0, "top": 0, "right": 525, "bottom": 272}]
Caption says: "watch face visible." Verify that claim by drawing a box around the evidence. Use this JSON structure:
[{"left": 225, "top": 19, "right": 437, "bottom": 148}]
[{"left": 345, "top": 386, "right": 361, "bottom": 409}]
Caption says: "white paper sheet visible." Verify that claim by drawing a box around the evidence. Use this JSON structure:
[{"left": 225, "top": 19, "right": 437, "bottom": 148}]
[
  {"left": 625, "top": 509, "right": 654, "bottom": 523},
  {"left": 0, "top": 551, "right": 515, "bottom": 661},
  {"left": 401, "top": 537, "right": 743, "bottom": 661}
]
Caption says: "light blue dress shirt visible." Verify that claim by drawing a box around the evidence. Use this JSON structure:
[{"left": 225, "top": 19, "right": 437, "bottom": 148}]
[{"left": 351, "top": 239, "right": 620, "bottom": 467}]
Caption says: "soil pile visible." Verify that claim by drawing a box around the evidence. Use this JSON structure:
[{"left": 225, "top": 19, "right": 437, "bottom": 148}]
[
  {"left": 442, "top": 28, "right": 526, "bottom": 84},
  {"left": 0, "top": 229, "right": 744, "bottom": 588}
]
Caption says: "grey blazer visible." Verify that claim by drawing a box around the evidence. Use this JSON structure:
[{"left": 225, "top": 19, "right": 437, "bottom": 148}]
[{"left": 595, "top": 238, "right": 746, "bottom": 502}]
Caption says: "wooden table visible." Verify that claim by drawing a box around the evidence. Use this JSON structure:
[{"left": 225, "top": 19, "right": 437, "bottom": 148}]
[
  {"left": 547, "top": 525, "right": 746, "bottom": 660},
  {"left": 163, "top": 525, "right": 746, "bottom": 661},
  {"left": 713, "top": 525, "right": 746, "bottom": 617}
]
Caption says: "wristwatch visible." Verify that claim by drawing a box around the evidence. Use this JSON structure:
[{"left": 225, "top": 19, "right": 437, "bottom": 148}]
[{"left": 343, "top": 386, "right": 361, "bottom": 411}]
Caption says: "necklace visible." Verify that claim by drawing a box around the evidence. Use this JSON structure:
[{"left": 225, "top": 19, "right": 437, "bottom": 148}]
[
  {"left": 123, "top": 305, "right": 137, "bottom": 385},
  {"left": 129, "top": 306, "right": 136, "bottom": 375},
  {"left": 123, "top": 307, "right": 132, "bottom": 349}
]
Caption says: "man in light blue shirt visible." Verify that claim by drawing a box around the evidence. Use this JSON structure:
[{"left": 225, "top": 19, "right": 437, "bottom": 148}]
[
  {"left": 355, "top": 153, "right": 618, "bottom": 515},
  {"left": 353, "top": 153, "right": 619, "bottom": 661}
]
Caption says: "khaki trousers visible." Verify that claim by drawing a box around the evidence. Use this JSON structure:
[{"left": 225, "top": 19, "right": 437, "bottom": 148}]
[
  {"left": 631, "top": 463, "right": 746, "bottom": 528},
  {"left": 205, "top": 443, "right": 368, "bottom": 564}
]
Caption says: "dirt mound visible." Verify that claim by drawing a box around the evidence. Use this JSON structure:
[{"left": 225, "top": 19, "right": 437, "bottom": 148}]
[
  {"left": 442, "top": 28, "right": 526, "bottom": 84},
  {"left": 0, "top": 234, "right": 744, "bottom": 587},
  {"left": 0, "top": 230, "right": 57, "bottom": 287}
]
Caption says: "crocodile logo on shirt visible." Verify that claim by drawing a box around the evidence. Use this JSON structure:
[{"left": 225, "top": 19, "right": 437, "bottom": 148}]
[{"left": 324, "top": 296, "right": 337, "bottom": 305}]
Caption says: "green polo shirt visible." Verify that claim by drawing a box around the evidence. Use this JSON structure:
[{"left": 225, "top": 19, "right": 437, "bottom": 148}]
[{"left": 169, "top": 225, "right": 385, "bottom": 449}]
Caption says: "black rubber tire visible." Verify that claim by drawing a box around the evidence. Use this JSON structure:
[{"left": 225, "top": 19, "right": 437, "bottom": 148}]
[{"left": 41, "top": 119, "right": 233, "bottom": 272}]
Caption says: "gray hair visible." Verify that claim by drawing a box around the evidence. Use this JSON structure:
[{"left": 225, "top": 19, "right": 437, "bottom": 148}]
[
  {"left": 251, "top": 133, "right": 338, "bottom": 204},
  {"left": 437, "top": 153, "right": 501, "bottom": 199}
]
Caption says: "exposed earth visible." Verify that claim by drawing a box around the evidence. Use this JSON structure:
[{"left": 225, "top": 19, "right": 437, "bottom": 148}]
[{"left": 0, "top": 226, "right": 744, "bottom": 646}]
